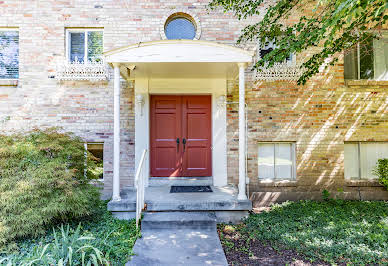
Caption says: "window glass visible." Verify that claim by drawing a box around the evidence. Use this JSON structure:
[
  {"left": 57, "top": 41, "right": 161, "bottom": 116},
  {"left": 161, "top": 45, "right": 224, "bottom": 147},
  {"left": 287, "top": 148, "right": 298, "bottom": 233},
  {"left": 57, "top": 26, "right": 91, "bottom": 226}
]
[
  {"left": 258, "top": 40, "right": 293, "bottom": 64},
  {"left": 70, "top": 32, "right": 85, "bottom": 62},
  {"left": 258, "top": 143, "right": 295, "bottom": 180},
  {"left": 344, "top": 142, "right": 388, "bottom": 179},
  {"left": 275, "top": 143, "right": 293, "bottom": 179},
  {"left": 359, "top": 38, "right": 374, "bottom": 79},
  {"left": 0, "top": 30, "right": 19, "bottom": 79},
  {"left": 87, "top": 31, "right": 103, "bottom": 62},
  {"left": 344, "top": 143, "right": 359, "bottom": 179},
  {"left": 165, "top": 17, "right": 196, "bottom": 40},
  {"left": 258, "top": 143, "right": 275, "bottom": 179},
  {"left": 344, "top": 34, "right": 388, "bottom": 80},
  {"left": 373, "top": 38, "right": 388, "bottom": 80},
  {"left": 68, "top": 30, "right": 103, "bottom": 63},
  {"left": 87, "top": 143, "right": 104, "bottom": 180}
]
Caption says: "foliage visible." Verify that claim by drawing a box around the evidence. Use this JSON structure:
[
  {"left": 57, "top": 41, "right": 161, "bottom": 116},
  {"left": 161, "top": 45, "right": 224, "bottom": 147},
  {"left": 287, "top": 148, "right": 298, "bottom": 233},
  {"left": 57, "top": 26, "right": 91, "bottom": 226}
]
[
  {"left": 0, "top": 201, "right": 141, "bottom": 265},
  {"left": 321, "top": 189, "right": 330, "bottom": 201},
  {"left": 374, "top": 158, "right": 388, "bottom": 190},
  {"left": 0, "top": 128, "right": 101, "bottom": 249},
  {"left": 219, "top": 200, "right": 388, "bottom": 264},
  {"left": 209, "top": 0, "right": 388, "bottom": 84}
]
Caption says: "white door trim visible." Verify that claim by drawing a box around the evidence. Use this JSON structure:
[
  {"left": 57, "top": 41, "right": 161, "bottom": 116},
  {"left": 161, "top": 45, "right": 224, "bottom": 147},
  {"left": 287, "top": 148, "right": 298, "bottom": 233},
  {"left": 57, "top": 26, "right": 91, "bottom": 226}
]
[{"left": 134, "top": 77, "right": 227, "bottom": 187}]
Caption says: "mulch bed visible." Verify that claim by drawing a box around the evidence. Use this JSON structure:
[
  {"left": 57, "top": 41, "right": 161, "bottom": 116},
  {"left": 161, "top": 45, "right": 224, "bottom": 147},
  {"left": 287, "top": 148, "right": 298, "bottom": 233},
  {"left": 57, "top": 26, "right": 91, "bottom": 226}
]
[{"left": 217, "top": 226, "right": 329, "bottom": 266}]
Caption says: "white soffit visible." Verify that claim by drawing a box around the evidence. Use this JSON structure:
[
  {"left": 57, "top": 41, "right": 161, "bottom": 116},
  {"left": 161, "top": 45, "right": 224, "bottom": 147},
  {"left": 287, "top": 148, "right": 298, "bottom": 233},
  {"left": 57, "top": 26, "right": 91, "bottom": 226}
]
[{"left": 104, "top": 40, "right": 253, "bottom": 64}]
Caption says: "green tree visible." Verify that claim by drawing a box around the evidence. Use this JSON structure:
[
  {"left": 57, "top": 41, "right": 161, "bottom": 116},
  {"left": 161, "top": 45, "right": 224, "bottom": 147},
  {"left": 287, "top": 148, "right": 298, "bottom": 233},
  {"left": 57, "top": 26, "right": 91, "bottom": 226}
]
[{"left": 209, "top": 0, "right": 388, "bottom": 84}]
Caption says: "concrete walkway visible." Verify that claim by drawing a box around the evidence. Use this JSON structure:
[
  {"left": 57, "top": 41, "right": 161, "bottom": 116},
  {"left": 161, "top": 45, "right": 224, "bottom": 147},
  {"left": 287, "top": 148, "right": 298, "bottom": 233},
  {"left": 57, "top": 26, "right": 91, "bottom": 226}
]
[{"left": 126, "top": 212, "right": 228, "bottom": 266}]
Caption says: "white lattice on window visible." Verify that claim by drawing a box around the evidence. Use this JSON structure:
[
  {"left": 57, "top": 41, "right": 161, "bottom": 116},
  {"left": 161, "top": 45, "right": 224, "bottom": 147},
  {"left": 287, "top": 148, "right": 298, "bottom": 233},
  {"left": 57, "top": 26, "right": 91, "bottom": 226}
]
[
  {"left": 56, "top": 58, "right": 108, "bottom": 81},
  {"left": 255, "top": 62, "right": 304, "bottom": 82}
]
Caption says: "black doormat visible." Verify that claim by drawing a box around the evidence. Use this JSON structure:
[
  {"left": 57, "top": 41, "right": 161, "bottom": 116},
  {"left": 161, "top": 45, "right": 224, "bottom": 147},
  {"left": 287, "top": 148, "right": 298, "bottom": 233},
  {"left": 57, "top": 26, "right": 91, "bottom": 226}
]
[{"left": 170, "top": 186, "right": 213, "bottom": 193}]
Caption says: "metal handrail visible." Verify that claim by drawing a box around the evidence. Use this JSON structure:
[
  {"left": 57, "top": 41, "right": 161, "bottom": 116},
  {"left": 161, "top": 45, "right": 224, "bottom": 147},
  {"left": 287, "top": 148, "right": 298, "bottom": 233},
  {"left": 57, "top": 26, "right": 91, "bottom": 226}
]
[{"left": 134, "top": 149, "right": 147, "bottom": 229}]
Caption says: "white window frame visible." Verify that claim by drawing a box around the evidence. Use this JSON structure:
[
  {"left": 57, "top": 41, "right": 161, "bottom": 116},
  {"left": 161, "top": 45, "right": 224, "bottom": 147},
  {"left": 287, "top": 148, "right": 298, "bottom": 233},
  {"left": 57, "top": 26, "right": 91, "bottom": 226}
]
[
  {"left": 0, "top": 27, "right": 19, "bottom": 80},
  {"left": 65, "top": 28, "right": 104, "bottom": 63},
  {"left": 257, "top": 40, "right": 297, "bottom": 66},
  {"left": 84, "top": 142, "right": 104, "bottom": 181},
  {"left": 258, "top": 142, "right": 297, "bottom": 181},
  {"left": 354, "top": 32, "right": 388, "bottom": 80},
  {"left": 344, "top": 141, "right": 388, "bottom": 180}
]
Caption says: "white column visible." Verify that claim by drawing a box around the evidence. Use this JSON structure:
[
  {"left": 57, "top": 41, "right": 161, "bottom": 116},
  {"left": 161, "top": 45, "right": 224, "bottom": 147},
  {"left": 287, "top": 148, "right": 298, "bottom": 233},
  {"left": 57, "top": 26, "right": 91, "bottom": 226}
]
[
  {"left": 112, "top": 63, "right": 121, "bottom": 201},
  {"left": 237, "top": 63, "right": 247, "bottom": 200}
]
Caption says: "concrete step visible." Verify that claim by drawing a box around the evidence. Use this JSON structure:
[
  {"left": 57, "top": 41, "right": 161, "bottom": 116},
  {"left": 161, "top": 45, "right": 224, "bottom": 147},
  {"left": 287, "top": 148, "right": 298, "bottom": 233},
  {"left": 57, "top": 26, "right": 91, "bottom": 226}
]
[
  {"left": 148, "top": 176, "right": 213, "bottom": 186},
  {"left": 141, "top": 212, "right": 217, "bottom": 230}
]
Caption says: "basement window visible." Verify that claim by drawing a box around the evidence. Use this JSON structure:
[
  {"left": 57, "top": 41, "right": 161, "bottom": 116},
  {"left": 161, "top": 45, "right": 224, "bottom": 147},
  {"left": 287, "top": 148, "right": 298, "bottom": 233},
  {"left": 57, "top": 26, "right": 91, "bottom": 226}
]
[
  {"left": 85, "top": 143, "right": 104, "bottom": 180},
  {"left": 66, "top": 29, "right": 103, "bottom": 63},
  {"left": 344, "top": 142, "right": 388, "bottom": 180},
  {"left": 258, "top": 143, "right": 296, "bottom": 180}
]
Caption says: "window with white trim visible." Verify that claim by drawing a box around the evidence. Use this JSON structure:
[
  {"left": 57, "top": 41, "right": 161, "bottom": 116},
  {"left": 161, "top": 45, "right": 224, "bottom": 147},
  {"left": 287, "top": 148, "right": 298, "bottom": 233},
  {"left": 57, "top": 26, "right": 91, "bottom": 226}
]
[
  {"left": 258, "top": 143, "right": 296, "bottom": 180},
  {"left": 0, "top": 29, "right": 19, "bottom": 79},
  {"left": 86, "top": 143, "right": 104, "bottom": 180},
  {"left": 344, "top": 142, "right": 388, "bottom": 180},
  {"left": 344, "top": 33, "right": 388, "bottom": 80},
  {"left": 257, "top": 40, "right": 295, "bottom": 65},
  {"left": 66, "top": 29, "right": 103, "bottom": 63}
]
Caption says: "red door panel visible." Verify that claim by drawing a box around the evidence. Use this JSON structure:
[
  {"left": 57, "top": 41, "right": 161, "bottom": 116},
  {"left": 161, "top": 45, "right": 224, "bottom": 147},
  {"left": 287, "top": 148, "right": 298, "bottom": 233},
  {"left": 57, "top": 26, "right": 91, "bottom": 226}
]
[
  {"left": 150, "top": 95, "right": 212, "bottom": 177},
  {"left": 182, "top": 96, "right": 212, "bottom": 176},
  {"left": 150, "top": 96, "right": 181, "bottom": 177}
]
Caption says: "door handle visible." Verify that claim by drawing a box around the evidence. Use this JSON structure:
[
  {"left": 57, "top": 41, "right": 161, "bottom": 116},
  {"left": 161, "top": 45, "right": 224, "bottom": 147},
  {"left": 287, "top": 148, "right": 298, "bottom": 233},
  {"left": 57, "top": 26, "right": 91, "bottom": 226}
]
[
  {"left": 182, "top": 138, "right": 186, "bottom": 152},
  {"left": 176, "top": 138, "right": 180, "bottom": 152}
]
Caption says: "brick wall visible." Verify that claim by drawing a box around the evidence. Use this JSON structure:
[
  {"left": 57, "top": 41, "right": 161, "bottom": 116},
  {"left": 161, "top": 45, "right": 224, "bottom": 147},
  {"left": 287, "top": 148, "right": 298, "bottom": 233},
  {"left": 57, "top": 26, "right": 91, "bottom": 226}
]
[
  {"left": 0, "top": 0, "right": 253, "bottom": 195},
  {"left": 226, "top": 67, "right": 388, "bottom": 203},
  {"left": 0, "top": 0, "right": 387, "bottom": 201}
]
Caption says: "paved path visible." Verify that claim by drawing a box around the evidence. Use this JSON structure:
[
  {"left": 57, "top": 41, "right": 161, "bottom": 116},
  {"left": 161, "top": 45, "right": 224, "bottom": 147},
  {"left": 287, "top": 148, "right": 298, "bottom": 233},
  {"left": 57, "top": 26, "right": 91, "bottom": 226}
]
[{"left": 126, "top": 213, "right": 228, "bottom": 266}]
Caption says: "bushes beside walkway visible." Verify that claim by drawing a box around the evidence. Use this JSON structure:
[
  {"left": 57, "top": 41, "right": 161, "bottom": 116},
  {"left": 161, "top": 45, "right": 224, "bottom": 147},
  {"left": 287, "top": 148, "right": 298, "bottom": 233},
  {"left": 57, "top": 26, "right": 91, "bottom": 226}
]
[
  {"left": 219, "top": 200, "right": 388, "bottom": 265},
  {"left": 0, "top": 201, "right": 140, "bottom": 265},
  {"left": 0, "top": 129, "right": 101, "bottom": 249}
]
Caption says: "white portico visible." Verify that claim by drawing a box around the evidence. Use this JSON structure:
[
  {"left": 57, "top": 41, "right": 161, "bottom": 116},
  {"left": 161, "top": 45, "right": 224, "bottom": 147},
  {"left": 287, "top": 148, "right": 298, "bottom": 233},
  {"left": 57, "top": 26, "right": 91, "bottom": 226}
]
[{"left": 104, "top": 40, "right": 253, "bottom": 202}]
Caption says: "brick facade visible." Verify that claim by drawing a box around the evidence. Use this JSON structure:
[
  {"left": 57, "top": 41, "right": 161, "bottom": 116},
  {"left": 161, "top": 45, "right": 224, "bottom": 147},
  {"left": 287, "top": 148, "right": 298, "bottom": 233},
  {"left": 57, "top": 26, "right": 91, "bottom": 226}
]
[{"left": 0, "top": 0, "right": 387, "bottom": 202}]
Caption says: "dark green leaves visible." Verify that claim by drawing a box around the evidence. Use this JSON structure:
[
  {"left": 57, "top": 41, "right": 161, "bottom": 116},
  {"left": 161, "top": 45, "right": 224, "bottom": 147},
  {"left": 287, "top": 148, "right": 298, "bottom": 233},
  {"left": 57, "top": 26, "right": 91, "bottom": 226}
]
[{"left": 209, "top": 0, "right": 388, "bottom": 84}]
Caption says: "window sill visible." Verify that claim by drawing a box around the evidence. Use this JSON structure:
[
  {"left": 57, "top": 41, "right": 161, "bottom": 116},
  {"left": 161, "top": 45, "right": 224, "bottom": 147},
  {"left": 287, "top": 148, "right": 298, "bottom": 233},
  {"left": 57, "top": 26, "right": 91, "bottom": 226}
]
[
  {"left": 257, "top": 180, "right": 297, "bottom": 187},
  {"left": 345, "top": 180, "right": 382, "bottom": 187},
  {"left": 0, "top": 79, "right": 18, "bottom": 86},
  {"left": 345, "top": 79, "right": 388, "bottom": 87}
]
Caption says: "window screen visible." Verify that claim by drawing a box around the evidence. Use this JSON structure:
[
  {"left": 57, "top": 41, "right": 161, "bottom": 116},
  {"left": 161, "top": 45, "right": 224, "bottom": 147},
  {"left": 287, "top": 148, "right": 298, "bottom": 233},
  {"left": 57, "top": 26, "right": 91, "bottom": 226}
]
[
  {"left": 258, "top": 143, "right": 295, "bottom": 180},
  {"left": 0, "top": 30, "right": 19, "bottom": 79},
  {"left": 165, "top": 17, "right": 196, "bottom": 40}
]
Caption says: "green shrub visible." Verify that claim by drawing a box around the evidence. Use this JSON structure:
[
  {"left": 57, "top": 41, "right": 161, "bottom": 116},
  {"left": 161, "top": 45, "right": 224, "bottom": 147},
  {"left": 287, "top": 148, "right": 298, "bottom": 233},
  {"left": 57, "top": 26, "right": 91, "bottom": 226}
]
[
  {"left": 374, "top": 158, "right": 388, "bottom": 190},
  {"left": 1, "top": 201, "right": 140, "bottom": 265},
  {"left": 238, "top": 200, "right": 388, "bottom": 264},
  {"left": 0, "top": 128, "right": 101, "bottom": 250}
]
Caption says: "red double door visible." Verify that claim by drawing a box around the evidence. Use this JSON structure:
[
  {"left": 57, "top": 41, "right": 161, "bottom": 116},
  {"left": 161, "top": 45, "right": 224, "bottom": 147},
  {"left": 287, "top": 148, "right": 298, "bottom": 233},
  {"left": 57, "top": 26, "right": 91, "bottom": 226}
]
[{"left": 150, "top": 95, "right": 212, "bottom": 177}]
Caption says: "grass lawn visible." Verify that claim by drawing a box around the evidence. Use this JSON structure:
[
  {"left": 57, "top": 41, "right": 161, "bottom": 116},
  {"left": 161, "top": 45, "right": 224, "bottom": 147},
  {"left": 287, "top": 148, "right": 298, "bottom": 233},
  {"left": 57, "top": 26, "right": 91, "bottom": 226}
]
[
  {"left": 218, "top": 200, "right": 388, "bottom": 265},
  {"left": 0, "top": 201, "right": 140, "bottom": 265}
]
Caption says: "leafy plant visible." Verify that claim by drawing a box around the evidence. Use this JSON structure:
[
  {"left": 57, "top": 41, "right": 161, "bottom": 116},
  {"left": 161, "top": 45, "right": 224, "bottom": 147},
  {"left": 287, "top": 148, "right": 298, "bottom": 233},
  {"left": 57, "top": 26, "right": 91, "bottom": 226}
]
[
  {"left": 0, "top": 128, "right": 101, "bottom": 249},
  {"left": 0, "top": 201, "right": 140, "bottom": 266},
  {"left": 23, "top": 224, "right": 109, "bottom": 266},
  {"left": 374, "top": 158, "right": 388, "bottom": 190},
  {"left": 209, "top": 0, "right": 388, "bottom": 84},
  {"left": 220, "top": 200, "right": 388, "bottom": 264},
  {"left": 321, "top": 189, "right": 330, "bottom": 201}
]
